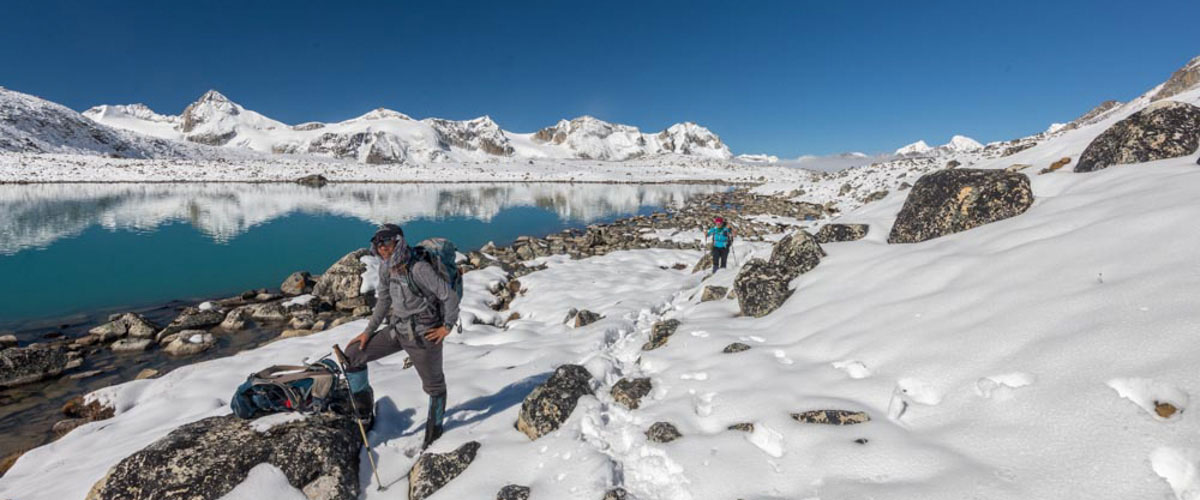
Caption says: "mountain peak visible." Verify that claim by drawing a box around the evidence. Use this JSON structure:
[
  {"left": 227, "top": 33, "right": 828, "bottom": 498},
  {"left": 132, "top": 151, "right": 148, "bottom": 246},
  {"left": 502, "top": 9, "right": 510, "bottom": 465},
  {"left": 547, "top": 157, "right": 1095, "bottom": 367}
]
[
  {"left": 197, "top": 90, "right": 231, "bottom": 104},
  {"left": 895, "top": 140, "right": 931, "bottom": 155},
  {"left": 356, "top": 108, "right": 412, "bottom": 121},
  {"left": 1150, "top": 53, "right": 1200, "bottom": 102}
]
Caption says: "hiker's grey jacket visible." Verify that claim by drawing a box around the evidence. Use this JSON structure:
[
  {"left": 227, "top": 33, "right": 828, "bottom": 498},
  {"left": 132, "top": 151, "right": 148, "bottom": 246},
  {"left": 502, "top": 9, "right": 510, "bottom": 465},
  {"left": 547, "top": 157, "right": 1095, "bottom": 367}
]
[{"left": 365, "top": 257, "right": 460, "bottom": 341}]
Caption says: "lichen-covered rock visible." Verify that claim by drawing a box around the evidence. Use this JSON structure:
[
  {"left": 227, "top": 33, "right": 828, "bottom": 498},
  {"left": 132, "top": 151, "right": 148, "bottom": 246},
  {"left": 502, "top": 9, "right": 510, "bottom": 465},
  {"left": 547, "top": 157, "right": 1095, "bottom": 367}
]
[
  {"left": 516, "top": 365, "right": 594, "bottom": 440},
  {"left": 0, "top": 344, "right": 72, "bottom": 387},
  {"left": 727, "top": 422, "right": 754, "bottom": 432},
  {"left": 312, "top": 248, "right": 372, "bottom": 308},
  {"left": 768, "top": 230, "right": 824, "bottom": 280},
  {"left": 408, "top": 441, "right": 481, "bottom": 500},
  {"left": 88, "top": 313, "right": 159, "bottom": 341},
  {"left": 641, "top": 319, "right": 681, "bottom": 350},
  {"left": 791, "top": 409, "right": 871, "bottom": 425},
  {"left": 281, "top": 271, "right": 315, "bottom": 296},
  {"left": 220, "top": 305, "right": 254, "bottom": 331},
  {"left": 157, "top": 307, "right": 224, "bottom": 342},
  {"left": 700, "top": 285, "right": 728, "bottom": 302},
  {"left": 733, "top": 259, "right": 793, "bottom": 318},
  {"left": 163, "top": 331, "right": 216, "bottom": 356},
  {"left": 573, "top": 309, "right": 602, "bottom": 328},
  {"left": 888, "top": 169, "right": 1034, "bottom": 244},
  {"left": 611, "top": 377, "right": 652, "bottom": 409},
  {"left": 603, "top": 488, "right": 629, "bottom": 500},
  {"left": 722, "top": 342, "right": 751, "bottom": 354},
  {"left": 496, "top": 484, "right": 531, "bottom": 500},
  {"left": 645, "top": 421, "right": 682, "bottom": 443},
  {"left": 1074, "top": 101, "right": 1200, "bottom": 173},
  {"left": 85, "top": 413, "right": 360, "bottom": 500},
  {"left": 814, "top": 223, "right": 869, "bottom": 244}
]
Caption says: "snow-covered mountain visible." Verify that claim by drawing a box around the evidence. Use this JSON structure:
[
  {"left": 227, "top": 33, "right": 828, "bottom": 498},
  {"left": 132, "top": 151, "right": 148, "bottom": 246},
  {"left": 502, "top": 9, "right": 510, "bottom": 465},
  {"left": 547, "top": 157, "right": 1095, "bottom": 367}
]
[
  {"left": 894, "top": 135, "right": 983, "bottom": 156},
  {"left": 80, "top": 91, "right": 733, "bottom": 164}
]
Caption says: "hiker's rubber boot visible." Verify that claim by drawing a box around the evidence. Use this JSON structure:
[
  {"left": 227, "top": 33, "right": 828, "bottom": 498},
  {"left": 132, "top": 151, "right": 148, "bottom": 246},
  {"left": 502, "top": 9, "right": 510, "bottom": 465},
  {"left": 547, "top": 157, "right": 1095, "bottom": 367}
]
[
  {"left": 345, "top": 369, "right": 376, "bottom": 429},
  {"left": 422, "top": 393, "right": 447, "bottom": 449}
]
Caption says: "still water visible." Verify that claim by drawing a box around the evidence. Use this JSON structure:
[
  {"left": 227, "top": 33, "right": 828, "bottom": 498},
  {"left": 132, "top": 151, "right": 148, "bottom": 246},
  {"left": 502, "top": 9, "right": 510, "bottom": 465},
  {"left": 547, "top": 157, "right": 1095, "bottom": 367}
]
[{"left": 0, "top": 182, "right": 725, "bottom": 332}]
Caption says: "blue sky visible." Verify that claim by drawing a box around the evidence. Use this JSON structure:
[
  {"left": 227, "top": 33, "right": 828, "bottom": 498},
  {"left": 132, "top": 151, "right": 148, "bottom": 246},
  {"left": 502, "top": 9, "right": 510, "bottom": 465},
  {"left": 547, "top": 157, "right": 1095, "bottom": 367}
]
[{"left": 2, "top": 0, "right": 1197, "bottom": 156}]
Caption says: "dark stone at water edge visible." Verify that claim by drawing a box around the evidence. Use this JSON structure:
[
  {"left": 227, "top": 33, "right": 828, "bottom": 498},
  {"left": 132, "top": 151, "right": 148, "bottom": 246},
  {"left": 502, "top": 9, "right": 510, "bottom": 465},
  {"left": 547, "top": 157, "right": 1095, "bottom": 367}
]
[
  {"left": 409, "top": 441, "right": 482, "bottom": 500},
  {"left": 85, "top": 413, "right": 360, "bottom": 500},
  {"left": 0, "top": 344, "right": 75, "bottom": 388},
  {"left": 296, "top": 174, "right": 330, "bottom": 187},
  {"left": 888, "top": 169, "right": 1033, "bottom": 244},
  {"left": 814, "top": 223, "right": 869, "bottom": 243},
  {"left": 280, "top": 271, "right": 315, "bottom": 296},
  {"left": 1075, "top": 101, "right": 1200, "bottom": 173},
  {"left": 516, "top": 364, "right": 594, "bottom": 440}
]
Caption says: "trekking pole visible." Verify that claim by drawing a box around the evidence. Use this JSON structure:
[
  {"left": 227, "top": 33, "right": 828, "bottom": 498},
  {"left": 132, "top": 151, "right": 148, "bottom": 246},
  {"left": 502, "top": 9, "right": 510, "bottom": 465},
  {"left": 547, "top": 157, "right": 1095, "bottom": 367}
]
[{"left": 332, "top": 344, "right": 386, "bottom": 492}]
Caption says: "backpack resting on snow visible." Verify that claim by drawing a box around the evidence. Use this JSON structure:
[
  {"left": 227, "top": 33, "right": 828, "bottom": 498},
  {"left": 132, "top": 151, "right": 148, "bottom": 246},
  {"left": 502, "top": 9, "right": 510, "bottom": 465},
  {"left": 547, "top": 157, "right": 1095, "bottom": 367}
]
[{"left": 230, "top": 359, "right": 349, "bottom": 419}]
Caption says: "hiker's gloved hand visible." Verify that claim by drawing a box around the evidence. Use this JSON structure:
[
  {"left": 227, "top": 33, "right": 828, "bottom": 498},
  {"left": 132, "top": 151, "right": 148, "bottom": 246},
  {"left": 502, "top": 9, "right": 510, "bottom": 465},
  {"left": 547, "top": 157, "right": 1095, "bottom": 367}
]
[
  {"left": 424, "top": 326, "right": 449, "bottom": 344},
  {"left": 350, "top": 331, "right": 370, "bottom": 351}
]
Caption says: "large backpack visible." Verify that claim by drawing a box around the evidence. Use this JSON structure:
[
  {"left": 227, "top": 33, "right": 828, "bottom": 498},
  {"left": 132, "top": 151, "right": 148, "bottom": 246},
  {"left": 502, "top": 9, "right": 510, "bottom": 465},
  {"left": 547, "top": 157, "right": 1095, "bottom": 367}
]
[
  {"left": 403, "top": 238, "right": 465, "bottom": 314},
  {"left": 230, "top": 359, "right": 347, "bottom": 419}
]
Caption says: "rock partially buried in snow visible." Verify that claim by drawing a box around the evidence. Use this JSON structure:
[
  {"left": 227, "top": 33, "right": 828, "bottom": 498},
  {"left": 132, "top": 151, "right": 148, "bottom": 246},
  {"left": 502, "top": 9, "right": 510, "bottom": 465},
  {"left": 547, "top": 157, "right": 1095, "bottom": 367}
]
[
  {"left": 814, "top": 223, "right": 869, "bottom": 243},
  {"left": 408, "top": 441, "right": 481, "bottom": 500},
  {"left": 1075, "top": 101, "right": 1200, "bottom": 173},
  {"left": 645, "top": 421, "right": 682, "bottom": 443},
  {"left": 611, "top": 377, "right": 653, "bottom": 409},
  {"left": 573, "top": 309, "right": 603, "bottom": 328},
  {"left": 0, "top": 344, "right": 73, "bottom": 388},
  {"left": 727, "top": 422, "right": 755, "bottom": 432},
  {"left": 692, "top": 251, "right": 713, "bottom": 273},
  {"left": 163, "top": 331, "right": 216, "bottom": 356},
  {"left": 602, "top": 487, "right": 629, "bottom": 500},
  {"left": 85, "top": 413, "right": 360, "bottom": 500},
  {"left": 888, "top": 169, "right": 1034, "bottom": 244},
  {"left": 791, "top": 409, "right": 871, "bottom": 425},
  {"left": 641, "top": 319, "right": 681, "bottom": 350},
  {"left": 722, "top": 342, "right": 751, "bottom": 353},
  {"left": 88, "top": 313, "right": 159, "bottom": 340},
  {"left": 768, "top": 230, "right": 824, "bottom": 280},
  {"left": 496, "top": 484, "right": 530, "bottom": 500},
  {"left": 700, "top": 285, "right": 728, "bottom": 302},
  {"left": 733, "top": 259, "right": 793, "bottom": 318},
  {"left": 516, "top": 364, "right": 594, "bottom": 440}
]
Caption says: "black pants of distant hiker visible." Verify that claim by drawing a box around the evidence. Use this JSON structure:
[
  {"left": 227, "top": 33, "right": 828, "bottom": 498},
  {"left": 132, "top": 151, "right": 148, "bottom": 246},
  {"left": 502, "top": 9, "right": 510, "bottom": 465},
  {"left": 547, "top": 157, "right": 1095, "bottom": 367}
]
[
  {"left": 711, "top": 246, "right": 729, "bottom": 273},
  {"left": 344, "top": 327, "right": 446, "bottom": 396}
]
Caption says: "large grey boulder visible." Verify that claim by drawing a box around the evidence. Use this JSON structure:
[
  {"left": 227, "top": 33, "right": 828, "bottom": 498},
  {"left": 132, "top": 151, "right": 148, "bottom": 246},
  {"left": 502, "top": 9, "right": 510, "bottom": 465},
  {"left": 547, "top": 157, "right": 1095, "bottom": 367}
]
[
  {"left": 814, "top": 223, "right": 869, "bottom": 243},
  {"left": 89, "top": 313, "right": 159, "bottom": 341},
  {"left": 768, "top": 230, "right": 824, "bottom": 280},
  {"left": 312, "top": 249, "right": 372, "bottom": 309},
  {"left": 157, "top": 307, "right": 225, "bottom": 342},
  {"left": 888, "top": 169, "right": 1034, "bottom": 244},
  {"left": 408, "top": 441, "right": 481, "bottom": 500},
  {"left": 1075, "top": 101, "right": 1200, "bottom": 172},
  {"left": 85, "top": 413, "right": 360, "bottom": 500},
  {"left": 281, "top": 271, "right": 315, "bottom": 296},
  {"left": 733, "top": 259, "right": 793, "bottom": 318},
  {"left": 0, "top": 344, "right": 74, "bottom": 387},
  {"left": 516, "top": 365, "right": 594, "bottom": 440}
]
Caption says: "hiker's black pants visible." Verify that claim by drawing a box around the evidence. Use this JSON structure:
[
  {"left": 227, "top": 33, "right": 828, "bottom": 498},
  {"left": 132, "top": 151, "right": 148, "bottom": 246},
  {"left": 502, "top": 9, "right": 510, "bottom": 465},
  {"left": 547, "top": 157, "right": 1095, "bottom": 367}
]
[
  {"left": 344, "top": 328, "right": 446, "bottom": 396},
  {"left": 712, "top": 246, "right": 729, "bottom": 272}
]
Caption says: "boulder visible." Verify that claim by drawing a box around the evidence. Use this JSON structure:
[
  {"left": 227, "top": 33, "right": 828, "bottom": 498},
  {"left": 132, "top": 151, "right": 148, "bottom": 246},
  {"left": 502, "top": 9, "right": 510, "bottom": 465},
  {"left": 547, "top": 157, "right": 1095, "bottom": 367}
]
[
  {"left": 814, "top": 223, "right": 869, "bottom": 243},
  {"left": 722, "top": 342, "right": 751, "bottom": 353},
  {"left": 700, "top": 285, "right": 728, "bottom": 302},
  {"left": 516, "top": 365, "right": 594, "bottom": 440},
  {"left": 163, "top": 331, "right": 216, "bottom": 357},
  {"left": 603, "top": 488, "right": 629, "bottom": 500},
  {"left": 1039, "top": 157, "right": 1072, "bottom": 174},
  {"left": 496, "top": 484, "right": 531, "bottom": 500},
  {"left": 296, "top": 174, "right": 330, "bottom": 188},
  {"left": 281, "top": 271, "right": 315, "bottom": 296},
  {"left": 887, "top": 169, "right": 1034, "bottom": 244},
  {"left": 408, "top": 441, "right": 482, "bottom": 500},
  {"left": 641, "top": 319, "right": 681, "bottom": 351},
  {"left": 0, "top": 344, "right": 72, "bottom": 387},
  {"left": 0, "top": 334, "right": 16, "bottom": 349},
  {"left": 645, "top": 422, "right": 682, "bottom": 443},
  {"left": 157, "top": 307, "right": 224, "bottom": 342},
  {"left": 691, "top": 251, "right": 713, "bottom": 273},
  {"left": 1075, "top": 101, "right": 1200, "bottom": 172},
  {"left": 727, "top": 422, "right": 754, "bottom": 432},
  {"left": 573, "top": 309, "right": 603, "bottom": 328},
  {"left": 110, "top": 338, "right": 153, "bottom": 353},
  {"left": 88, "top": 313, "right": 159, "bottom": 341},
  {"left": 312, "top": 249, "right": 373, "bottom": 309},
  {"left": 791, "top": 409, "right": 871, "bottom": 425},
  {"left": 135, "top": 368, "right": 160, "bottom": 380},
  {"left": 85, "top": 413, "right": 359, "bottom": 500},
  {"left": 220, "top": 305, "right": 254, "bottom": 331},
  {"left": 733, "top": 259, "right": 793, "bottom": 318},
  {"left": 610, "top": 377, "right": 652, "bottom": 409},
  {"left": 562, "top": 308, "right": 578, "bottom": 325},
  {"left": 768, "top": 230, "right": 824, "bottom": 280}
]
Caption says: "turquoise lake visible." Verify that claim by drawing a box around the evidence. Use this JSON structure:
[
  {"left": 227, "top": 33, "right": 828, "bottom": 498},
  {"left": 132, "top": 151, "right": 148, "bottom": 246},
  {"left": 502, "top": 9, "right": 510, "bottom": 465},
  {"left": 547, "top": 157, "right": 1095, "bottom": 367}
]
[{"left": 0, "top": 182, "right": 724, "bottom": 332}]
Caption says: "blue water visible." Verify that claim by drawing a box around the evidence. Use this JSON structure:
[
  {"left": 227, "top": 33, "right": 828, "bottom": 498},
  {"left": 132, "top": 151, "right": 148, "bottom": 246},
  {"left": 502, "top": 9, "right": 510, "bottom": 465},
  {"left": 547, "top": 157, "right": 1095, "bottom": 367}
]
[{"left": 0, "top": 183, "right": 722, "bottom": 330}]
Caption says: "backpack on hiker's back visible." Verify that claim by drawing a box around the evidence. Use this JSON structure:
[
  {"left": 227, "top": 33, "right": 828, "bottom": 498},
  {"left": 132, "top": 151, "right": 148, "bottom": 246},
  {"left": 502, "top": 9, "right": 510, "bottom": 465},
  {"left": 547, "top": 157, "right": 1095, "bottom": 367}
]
[{"left": 402, "top": 237, "right": 464, "bottom": 318}]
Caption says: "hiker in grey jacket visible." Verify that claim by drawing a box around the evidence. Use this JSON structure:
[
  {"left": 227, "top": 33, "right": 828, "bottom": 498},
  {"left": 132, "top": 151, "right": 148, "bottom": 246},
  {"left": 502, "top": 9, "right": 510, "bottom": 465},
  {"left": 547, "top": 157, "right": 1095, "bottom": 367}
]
[{"left": 343, "top": 224, "right": 458, "bottom": 447}]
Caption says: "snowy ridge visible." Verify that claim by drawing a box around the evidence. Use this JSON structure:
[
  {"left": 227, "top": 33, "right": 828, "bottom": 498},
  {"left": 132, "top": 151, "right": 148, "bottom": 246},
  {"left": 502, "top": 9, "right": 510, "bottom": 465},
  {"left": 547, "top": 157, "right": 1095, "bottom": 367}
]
[{"left": 893, "top": 135, "right": 982, "bottom": 156}]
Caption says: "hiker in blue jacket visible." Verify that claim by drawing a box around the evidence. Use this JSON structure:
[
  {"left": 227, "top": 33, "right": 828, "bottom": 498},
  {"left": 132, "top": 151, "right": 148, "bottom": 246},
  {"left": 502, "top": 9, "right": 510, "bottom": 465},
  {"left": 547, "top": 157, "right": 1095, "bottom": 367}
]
[
  {"left": 706, "top": 217, "right": 736, "bottom": 274},
  {"left": 343, "top": 224, "right": 458, "bottom": 448}
]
